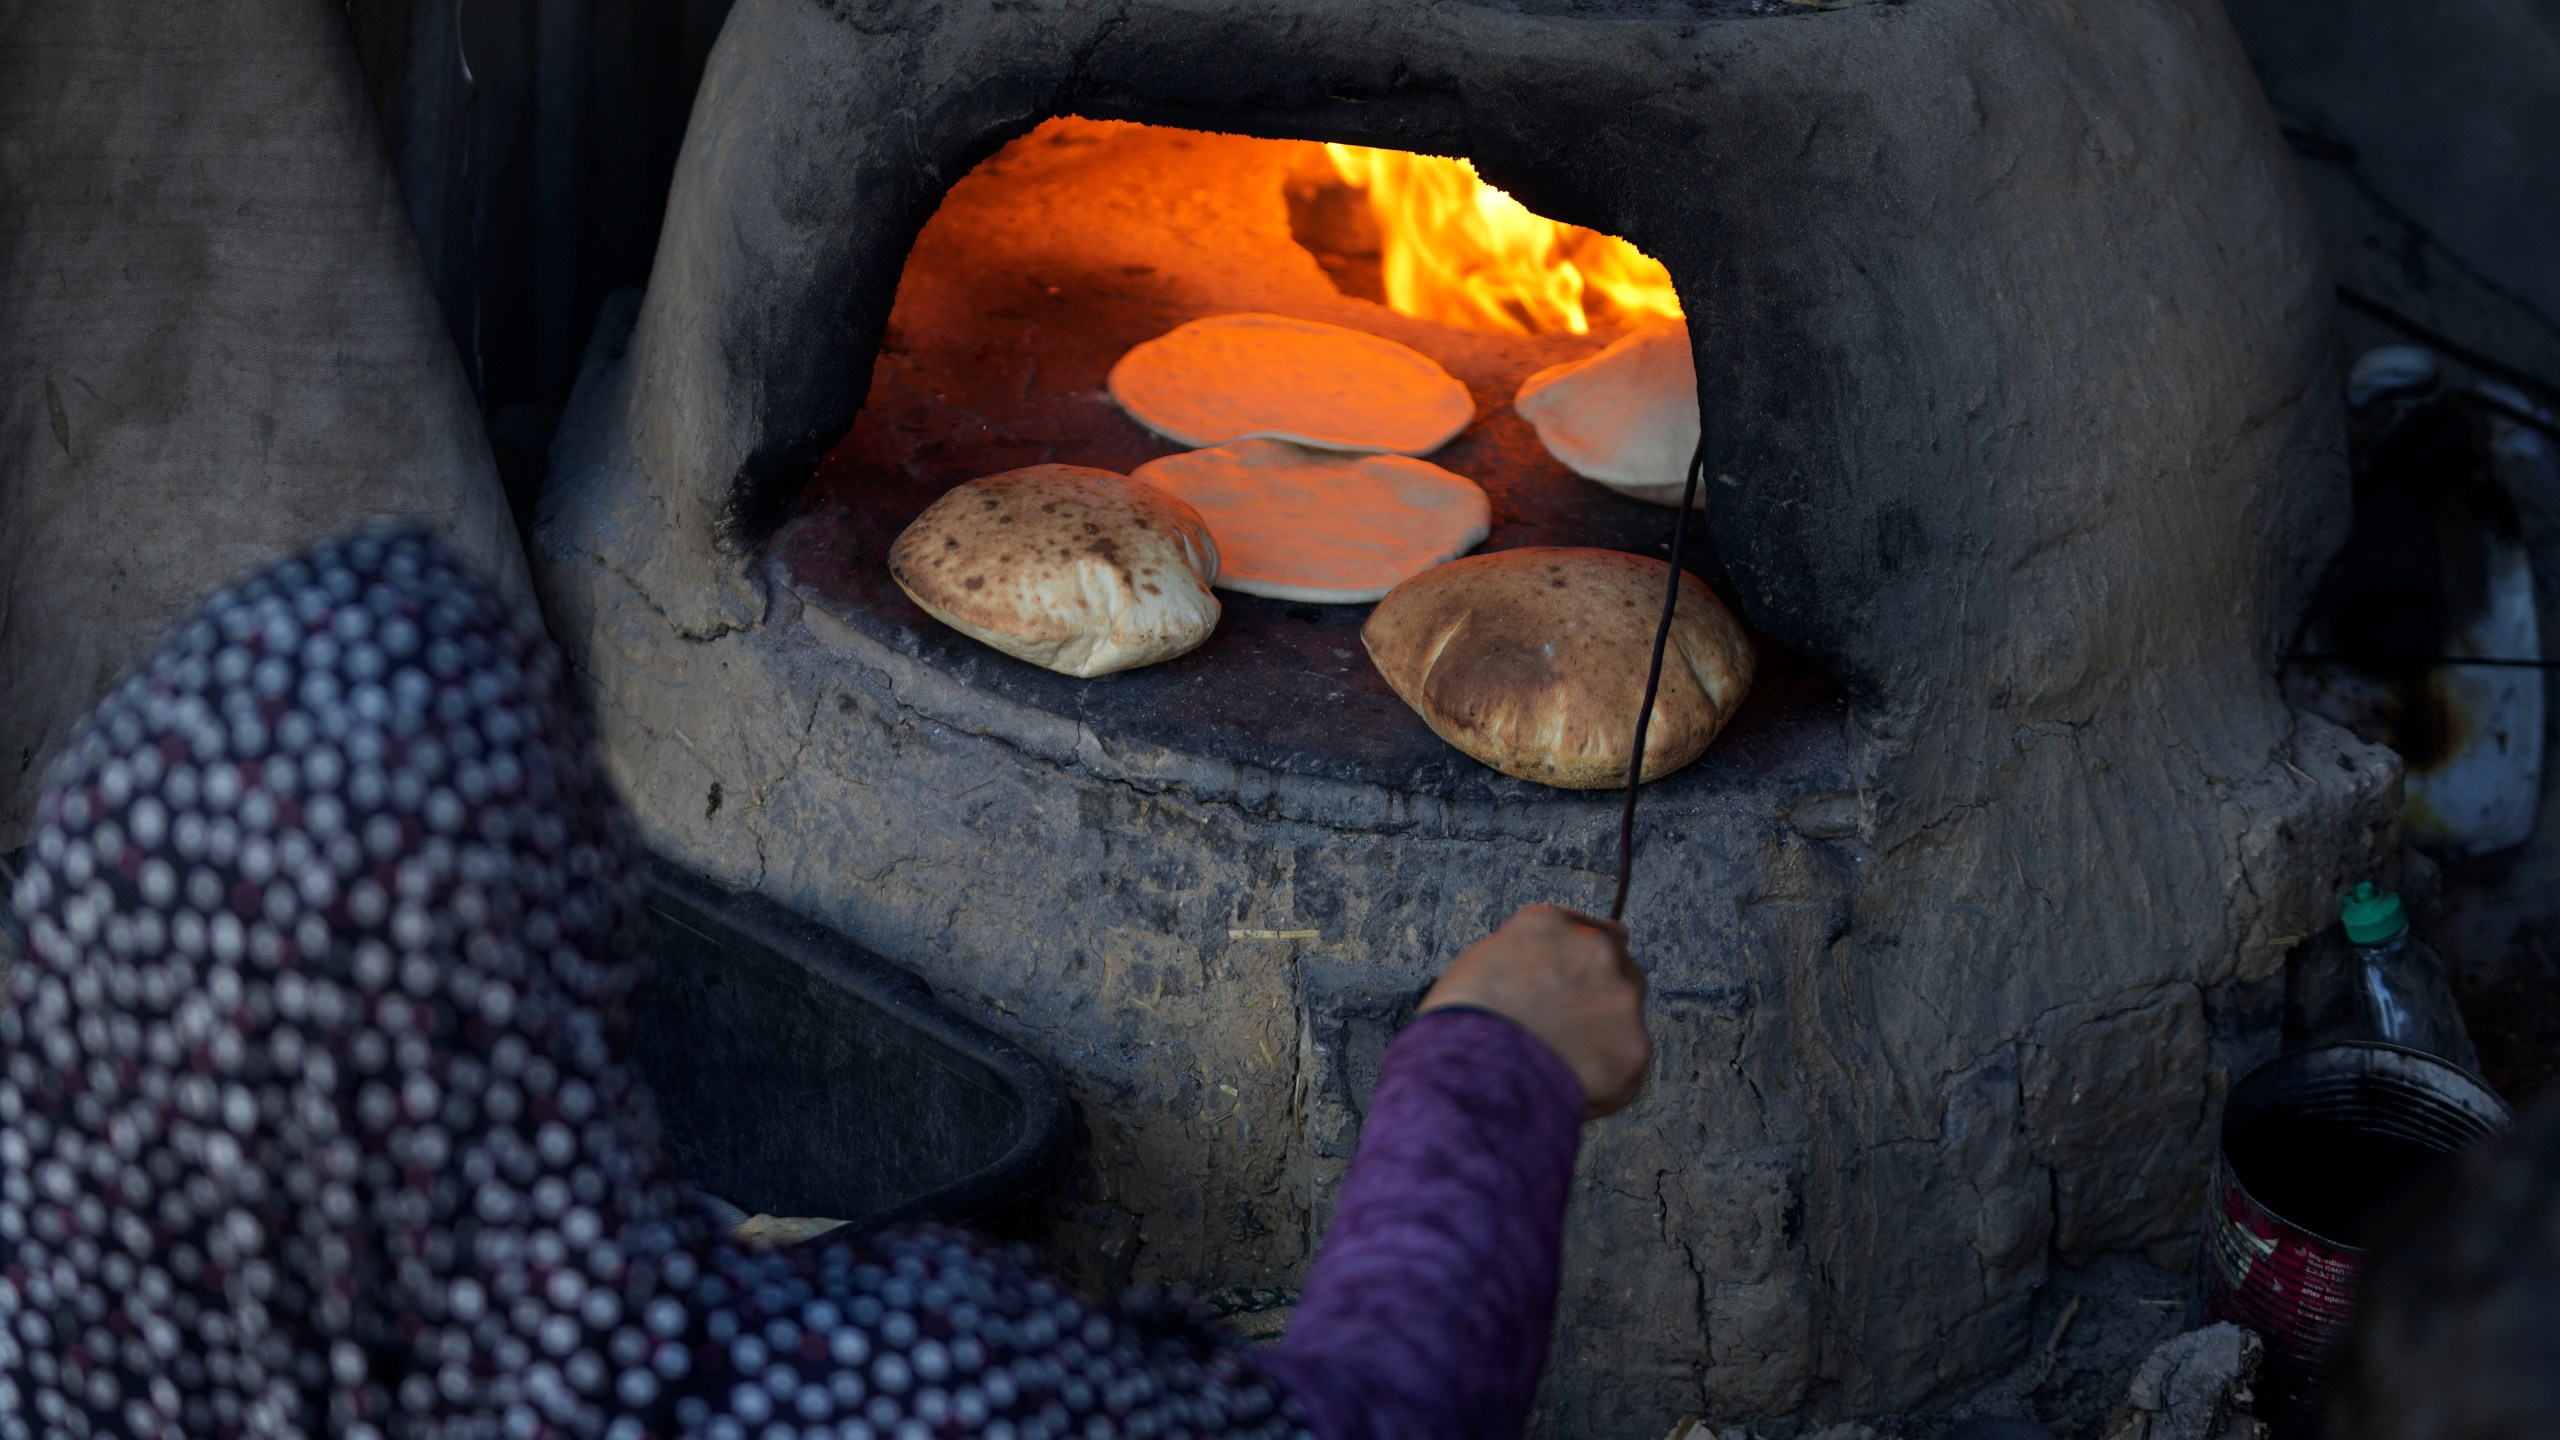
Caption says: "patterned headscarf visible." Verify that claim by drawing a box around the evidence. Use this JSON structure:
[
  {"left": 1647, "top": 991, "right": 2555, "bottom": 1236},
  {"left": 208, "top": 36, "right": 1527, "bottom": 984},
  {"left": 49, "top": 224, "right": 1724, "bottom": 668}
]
[{"left": 2, "top": 530, "right": 1303, "bottom": 1440}]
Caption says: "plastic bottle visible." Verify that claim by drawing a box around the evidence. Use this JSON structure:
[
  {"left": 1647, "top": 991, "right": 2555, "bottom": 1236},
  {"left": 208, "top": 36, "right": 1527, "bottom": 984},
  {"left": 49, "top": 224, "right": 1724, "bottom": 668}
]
[{"left": 2319, "top": 882, "right": 2482, "bottom": 1074}]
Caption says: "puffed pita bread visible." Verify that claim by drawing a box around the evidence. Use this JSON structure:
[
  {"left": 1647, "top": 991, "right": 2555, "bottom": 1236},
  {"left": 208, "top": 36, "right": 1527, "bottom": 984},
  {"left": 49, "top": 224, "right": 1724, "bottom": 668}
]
[
  {"left": 1514, "top": 320, "right": 1702, "bottom": 507},
  {"left": 1108, "top": 313, "right": 1476, "bottom": 455},
  {"left": 1130, "top": 440, "right": 1491, "bottom": 604},
  {"left": 1362, "top": 547, "right": 1754, "bottom": 788},
  {"left": 888, "top": 464, "right": 1222, "bottom": 678}
]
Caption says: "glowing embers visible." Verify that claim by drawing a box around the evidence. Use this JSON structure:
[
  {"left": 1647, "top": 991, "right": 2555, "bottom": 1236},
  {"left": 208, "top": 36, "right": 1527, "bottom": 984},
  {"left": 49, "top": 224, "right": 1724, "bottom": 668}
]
[{"left": 1318, "top": 146, "right": 1682, "bottom": 338}]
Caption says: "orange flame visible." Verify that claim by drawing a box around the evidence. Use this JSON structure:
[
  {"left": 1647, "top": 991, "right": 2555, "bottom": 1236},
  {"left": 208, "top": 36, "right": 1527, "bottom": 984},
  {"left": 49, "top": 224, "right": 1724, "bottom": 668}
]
[{"left": 1324, "top": 144, "right": 1683, "bottom": 337}]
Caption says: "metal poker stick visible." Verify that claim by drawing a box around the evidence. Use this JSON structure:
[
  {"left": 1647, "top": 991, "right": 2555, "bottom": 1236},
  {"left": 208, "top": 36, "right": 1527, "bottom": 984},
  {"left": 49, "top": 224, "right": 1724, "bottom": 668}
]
[{"left": 1608, "top": 433, "right": 1708, "bottom": 923}]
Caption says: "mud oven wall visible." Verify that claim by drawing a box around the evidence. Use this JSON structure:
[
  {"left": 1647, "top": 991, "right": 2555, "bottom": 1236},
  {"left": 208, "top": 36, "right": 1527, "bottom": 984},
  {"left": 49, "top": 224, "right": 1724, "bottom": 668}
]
[{"left": 533, "top": 0, "right": 2401, "bottom": 1428}]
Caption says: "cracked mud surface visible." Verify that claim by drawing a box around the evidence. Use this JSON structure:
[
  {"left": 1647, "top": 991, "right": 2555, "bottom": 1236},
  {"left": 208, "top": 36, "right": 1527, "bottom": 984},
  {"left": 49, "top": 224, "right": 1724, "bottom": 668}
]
[{"left": 1909, "top": 1252, "right": 2196, "bottom": 1440}]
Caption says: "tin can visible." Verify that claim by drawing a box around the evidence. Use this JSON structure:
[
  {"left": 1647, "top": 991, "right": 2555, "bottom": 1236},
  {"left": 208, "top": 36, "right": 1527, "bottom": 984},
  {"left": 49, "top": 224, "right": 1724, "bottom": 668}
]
[{"left": 2203, "top": 1043, "right": 2511, "bottom": 1439}]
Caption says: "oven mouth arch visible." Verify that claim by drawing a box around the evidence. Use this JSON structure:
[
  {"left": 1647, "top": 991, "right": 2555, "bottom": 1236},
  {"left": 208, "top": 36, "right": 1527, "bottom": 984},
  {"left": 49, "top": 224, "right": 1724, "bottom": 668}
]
[
  {"left": 719, "top": 86, "right": 1734, "bottom": 552},
  {"left": 588, "top": 0, "right": 2332, "bottom": 790},
  {"left": 752, "top": 110, "right": 1852, "bottom": 799},
  {"left": 596, "top": 0, "right": 1904, "bottom": 713}
]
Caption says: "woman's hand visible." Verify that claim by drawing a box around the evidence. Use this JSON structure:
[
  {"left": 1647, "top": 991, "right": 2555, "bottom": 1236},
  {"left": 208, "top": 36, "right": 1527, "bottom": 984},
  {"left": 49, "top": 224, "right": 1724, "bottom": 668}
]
[{"left": 1417, "top": 904, "right": 1652, "bottom": 1118}]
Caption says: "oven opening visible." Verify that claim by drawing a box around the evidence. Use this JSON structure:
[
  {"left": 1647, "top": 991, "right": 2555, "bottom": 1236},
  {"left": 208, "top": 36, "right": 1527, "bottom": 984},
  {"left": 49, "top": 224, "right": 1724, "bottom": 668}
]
[{"left": 774, "top": 116, "right": 1845, "bottom": 790}]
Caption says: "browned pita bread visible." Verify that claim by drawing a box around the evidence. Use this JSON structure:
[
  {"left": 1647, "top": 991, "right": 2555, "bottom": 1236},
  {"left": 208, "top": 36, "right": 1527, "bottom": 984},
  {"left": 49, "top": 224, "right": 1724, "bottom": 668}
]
[
  {"left": 889, "top": 464, "right": 1221, "bottom": 677},
  {"left": 1361, "top": 547, "right": 1754, "bottom": 787}
]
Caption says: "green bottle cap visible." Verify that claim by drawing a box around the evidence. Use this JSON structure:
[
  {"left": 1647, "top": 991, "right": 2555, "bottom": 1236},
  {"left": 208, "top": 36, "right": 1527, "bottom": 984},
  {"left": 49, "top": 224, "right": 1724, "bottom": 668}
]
[{"left": 2340, "top": 881, "right": 2408, "bottom": 946}]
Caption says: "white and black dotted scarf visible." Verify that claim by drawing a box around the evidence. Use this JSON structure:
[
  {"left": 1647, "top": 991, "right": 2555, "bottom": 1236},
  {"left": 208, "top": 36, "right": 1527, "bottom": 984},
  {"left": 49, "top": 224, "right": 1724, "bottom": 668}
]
[{"left": 2, "top": 530, "right": 1303, "bottom": 1440}]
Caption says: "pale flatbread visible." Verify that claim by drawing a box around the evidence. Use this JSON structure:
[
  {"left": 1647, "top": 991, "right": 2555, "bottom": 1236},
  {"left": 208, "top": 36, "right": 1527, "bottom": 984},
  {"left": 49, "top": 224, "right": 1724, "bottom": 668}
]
[
  {"left": 888, "top": 464, "right": 1221, "bottom": 678},
  {"left": 1108, "top": 313, "right": 1476, "bottom": 455},
  {"left": 1130, "top": 440, "right": 1492, "bottom": 604},
  {"left": 1362, "top": 547, "right": 1754, "bottom": 788},
  {"left": 1514, "top": 320, "right": 1702, "bottom": 506}
]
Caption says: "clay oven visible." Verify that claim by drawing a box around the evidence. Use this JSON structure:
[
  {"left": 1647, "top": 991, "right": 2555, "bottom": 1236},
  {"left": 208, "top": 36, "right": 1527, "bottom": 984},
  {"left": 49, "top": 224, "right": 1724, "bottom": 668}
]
[{"left": 534, "top": 0, "right": 2401, "bottom": 1428}]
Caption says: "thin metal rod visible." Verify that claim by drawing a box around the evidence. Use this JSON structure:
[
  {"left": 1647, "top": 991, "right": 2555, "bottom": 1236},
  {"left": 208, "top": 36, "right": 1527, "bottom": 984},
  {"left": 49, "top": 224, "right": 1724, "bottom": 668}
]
[
  {"left": 2289, "top": 650, "right": 2560, "bottom": 671},
  {"left": 1610, "top": 435, "right": 1708, "bottom": 923}
]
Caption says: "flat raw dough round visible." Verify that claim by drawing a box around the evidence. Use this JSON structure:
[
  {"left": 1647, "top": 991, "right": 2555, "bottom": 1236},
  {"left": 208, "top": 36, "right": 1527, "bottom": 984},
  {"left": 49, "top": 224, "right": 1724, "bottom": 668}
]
[
  {"left": 888, "top": 464, "right": 1222, "bottom": 678},
  {"left": 1514, "top": 320, "right": 1702, "bottom": 506},
  {"left": 1108, "top": 313, "right": 1476, "bottom": 455},
  {"left": 1130, "top": 440, "right": 1492, "bottom": 604},
  {"left": 1362, "top": 547, "right": 1754, "bottom": 788}
]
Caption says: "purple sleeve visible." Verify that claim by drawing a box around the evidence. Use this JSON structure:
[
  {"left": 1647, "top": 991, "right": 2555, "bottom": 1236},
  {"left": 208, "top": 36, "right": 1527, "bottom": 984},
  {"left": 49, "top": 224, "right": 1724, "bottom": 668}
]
[{"left": 1258, "top": 1007, "right": 1587, "bottom": 1440}]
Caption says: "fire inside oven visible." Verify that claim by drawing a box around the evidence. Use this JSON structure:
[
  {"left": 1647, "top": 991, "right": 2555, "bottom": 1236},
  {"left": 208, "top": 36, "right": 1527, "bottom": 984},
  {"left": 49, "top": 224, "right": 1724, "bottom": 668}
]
[{"left": 776, "top": 117, "right": 1840, "bottom": 781}]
